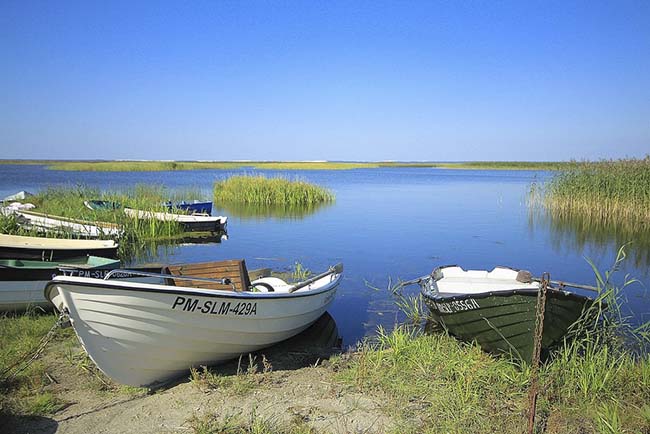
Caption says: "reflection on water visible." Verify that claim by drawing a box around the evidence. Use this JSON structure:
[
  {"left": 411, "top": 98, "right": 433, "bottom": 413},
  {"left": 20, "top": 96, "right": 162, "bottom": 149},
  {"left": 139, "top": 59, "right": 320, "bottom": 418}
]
[
  {"left": 216, "top": 201, "right": 332, "bottom": 220},
  {"left": 529, "top": 208, "right": 650, "bottom": 269},
  {"left": 122, "top": 230, "right": 228, "bottom": 264},
  {"left": 263, "top": 312, "right": 341, "bottom": 369}
]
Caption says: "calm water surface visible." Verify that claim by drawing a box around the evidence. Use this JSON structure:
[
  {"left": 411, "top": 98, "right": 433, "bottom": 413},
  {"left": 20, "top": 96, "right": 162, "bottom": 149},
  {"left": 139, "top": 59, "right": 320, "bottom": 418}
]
[{"left": 1, "top": 165, "right": 648, "bottom": 345}]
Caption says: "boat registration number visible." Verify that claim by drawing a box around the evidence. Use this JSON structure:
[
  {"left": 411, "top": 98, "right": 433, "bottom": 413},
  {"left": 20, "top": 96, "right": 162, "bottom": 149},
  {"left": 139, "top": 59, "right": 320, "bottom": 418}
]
[
  {"left": 433, "top": 298, "right": 480, "bottom": 314},
  {"left": 58, "top": 269, "right": 118, "bottom": 279},
  {"left": 172, "top": 296, "right": 257, "bottom": 316}
]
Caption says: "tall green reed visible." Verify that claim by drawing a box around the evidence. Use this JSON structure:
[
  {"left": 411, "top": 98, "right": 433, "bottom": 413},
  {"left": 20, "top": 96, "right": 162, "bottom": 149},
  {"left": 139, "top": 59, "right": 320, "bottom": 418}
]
[
  {"left": 214, "top": 175, "right": 334, "bottom": 206},
  {"left": 536, "top": 157, "right": 650, "bottom": 224}
]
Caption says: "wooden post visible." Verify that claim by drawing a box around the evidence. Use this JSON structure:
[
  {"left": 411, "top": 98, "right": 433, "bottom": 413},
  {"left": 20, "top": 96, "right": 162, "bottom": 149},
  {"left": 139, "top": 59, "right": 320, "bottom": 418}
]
[{"left": 527, "top": 273, "right": 549, "bottom": 434}]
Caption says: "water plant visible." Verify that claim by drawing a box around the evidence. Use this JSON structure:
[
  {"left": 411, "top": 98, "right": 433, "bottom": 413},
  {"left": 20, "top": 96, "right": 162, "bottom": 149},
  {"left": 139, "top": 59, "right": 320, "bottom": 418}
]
[
  {"left": 535, "top": 157, "right": 650, "bottom": 225},
  {"left": 1, "top": 184, "right": 210, "bottom": 259},
  {"left": 213, "top": 175, "right": 334, "bottom": 206}
]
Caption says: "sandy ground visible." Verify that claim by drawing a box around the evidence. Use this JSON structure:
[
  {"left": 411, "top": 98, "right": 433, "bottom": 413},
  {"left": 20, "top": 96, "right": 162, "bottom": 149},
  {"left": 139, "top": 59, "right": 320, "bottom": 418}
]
[
  {"left": 8, "top": 364, "right": 393, "bottom": 434},
  {"left": 5, "top": 315, "right": 395, "bottom": 434}
]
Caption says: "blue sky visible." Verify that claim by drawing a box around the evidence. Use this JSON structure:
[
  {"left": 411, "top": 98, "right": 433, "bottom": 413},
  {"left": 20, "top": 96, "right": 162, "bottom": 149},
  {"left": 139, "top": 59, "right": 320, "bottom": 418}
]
[{"left": 1, "top": 1, "right": 649, "bottom": 161}]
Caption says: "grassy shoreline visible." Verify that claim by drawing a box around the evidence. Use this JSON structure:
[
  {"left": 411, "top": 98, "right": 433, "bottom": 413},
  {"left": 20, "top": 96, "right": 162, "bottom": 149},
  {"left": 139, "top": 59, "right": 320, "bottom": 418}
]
[
  {"left": 1, "top": 315, "right": 648, "bottom": 433},
  {"left": 2, "top": 254, "right": 649, "bottom": 432},
  {"left": 0, "top": 159, "right": 577, "bottom": 171}
]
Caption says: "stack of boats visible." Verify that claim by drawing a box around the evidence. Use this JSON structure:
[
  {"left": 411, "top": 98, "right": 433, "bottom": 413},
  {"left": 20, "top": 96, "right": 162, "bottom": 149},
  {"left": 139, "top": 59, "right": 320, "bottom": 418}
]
[
  {"left": 0, "top": 233, "right": 123, "bottom": 312},
  {"left": 1, "top": 194, "right": 226, "bottom": 239},
  {"left": 84, "top": 199, "right": 226, "bottom": 233}
]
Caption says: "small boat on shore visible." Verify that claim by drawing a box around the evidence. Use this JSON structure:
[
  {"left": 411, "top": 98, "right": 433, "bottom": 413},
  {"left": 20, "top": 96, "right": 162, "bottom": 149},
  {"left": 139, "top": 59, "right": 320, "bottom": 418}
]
[
  {"left": 2, "top": 191, "right": 33, "bottom": 202},
  {"left": 12, "top": 209, "right": 122, "bottom": 238},
  {"left": 0, "top": 234, "right": 119, "bottom": 261},
  {"left": 45, "top": 260, "right": 343, "bottom": 386},
  {"left": 165, "top": 200, "right": 212, "bottom": 215},
  {"left": 86, "top": 199, "right": 213, "bottom": 215},
  {"left": 83, "top": 200, "right": 121, "bottom": 211},
  {"left": 124, "top": 208, "right": 227, "bottom": 232},
  {"left": 416, "top": 265, "right": 596, "bottom": 363},
  {"left": 0, "top": 256, "right": 121, "bottom": 312}
]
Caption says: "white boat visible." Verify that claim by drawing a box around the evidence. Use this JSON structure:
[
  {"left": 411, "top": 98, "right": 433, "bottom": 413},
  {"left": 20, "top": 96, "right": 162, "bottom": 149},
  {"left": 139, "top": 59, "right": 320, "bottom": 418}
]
[
  {"left": 16, "top": 209, "right": 122, "bottom": 238},
  {"left": 123, "top": 208, "right": 227, "bottom": 232},
  {"left": 0, "top": 234, "right": 118, "bottom": 260},
  {"left": 0, "top": 256, "right": 121, "bottom": 312},
  {"left": 2, "top": 191, "right": 33, "bottom": 202},
  {"left": 45, "top": 260, "right": 343, "bottom": 387}
]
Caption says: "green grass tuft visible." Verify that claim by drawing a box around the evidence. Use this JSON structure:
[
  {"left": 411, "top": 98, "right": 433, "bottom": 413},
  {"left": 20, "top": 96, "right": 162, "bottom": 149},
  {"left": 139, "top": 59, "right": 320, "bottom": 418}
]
[
  {"left": 213, "top": 175, "right": 334, "bottom": 206},
  {"left": 535, "top": 157, "right": 650, "bottom": 225}
]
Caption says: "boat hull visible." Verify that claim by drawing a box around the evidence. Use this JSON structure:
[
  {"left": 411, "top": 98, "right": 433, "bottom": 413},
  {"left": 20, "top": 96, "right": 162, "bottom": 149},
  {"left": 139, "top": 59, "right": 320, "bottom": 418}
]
[
  {"left": 0, "top": 234, "right": 118, "bottom": 260},
  {"left": 166, "top": 201, "right": 213, "bottom": 215},
  {"left": 15, "top": 210, "right": 122, "bottom": 238},
  {"left": 0, "top": 261, "right": 161, "bottom": 312},
  {"left": 124, "top": 208, "right": 227, "bottom": 232},
  {"left": 0, "top": 245, "right": 119, "bottom": 261},
  {"left": 45, "top": 273, "right": 340, "bottom": 386},
  {"left": 422, "top": 286, "right": 592, "bottom": 362}
]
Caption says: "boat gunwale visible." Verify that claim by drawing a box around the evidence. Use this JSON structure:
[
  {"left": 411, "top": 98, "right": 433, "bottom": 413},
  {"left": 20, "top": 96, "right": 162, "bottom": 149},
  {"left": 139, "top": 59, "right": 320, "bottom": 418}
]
[
  {"left": 420, "top": 265, "right": 596, "bottom": 306},
  {"left": 421, "top": 286, "right": 594, "bottom": 306},
  {"left": 44, "top": 271, "right": 342, "bottom": 302},
  {"left": 0, "top": 233, "right": 118, "bottom": 250},
  {"left": 17, "top": 209, "right": 121, "bottom": 230}
]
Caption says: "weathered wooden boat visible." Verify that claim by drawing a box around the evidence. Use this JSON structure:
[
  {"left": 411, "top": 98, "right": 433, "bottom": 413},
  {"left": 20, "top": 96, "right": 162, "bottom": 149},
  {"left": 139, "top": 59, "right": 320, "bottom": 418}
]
[
  {"left": 0, "top": 234, "right": 119, "bottom": 260},
  {"left": 0, "top": 256, "right": 120, "bottom": 312},
  {"left": 12, "top": 209, "right": 122, "bottom": 238},
  {"left": 165, "top": 200, "right": 212, "bottom": 215},
  {"left": 417, "top": 265, "right": 596, "bottom": 363},
  {"left": 45, "top": 260, "right": 343, "bottom": 386},
  {"left": 123, "top": 208, "right": 227, "bottom": 232}
]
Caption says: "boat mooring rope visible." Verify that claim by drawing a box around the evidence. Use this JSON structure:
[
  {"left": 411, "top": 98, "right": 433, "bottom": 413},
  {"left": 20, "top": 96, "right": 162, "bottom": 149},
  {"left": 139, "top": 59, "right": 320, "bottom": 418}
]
[
  {"left": 527, "top": 273, "right": 549, "bottom": 434},
  {"left": 1, "top": 311, "right": 68, "bottom": 382}
]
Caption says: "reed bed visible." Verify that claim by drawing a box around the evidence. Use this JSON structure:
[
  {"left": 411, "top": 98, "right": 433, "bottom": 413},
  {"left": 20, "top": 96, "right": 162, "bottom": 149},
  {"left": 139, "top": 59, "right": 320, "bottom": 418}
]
[
  {"left": 45, "top": 161, "right": 246, "bottom": 171},
  {"left": 434, "top": 161, "right": 576, "bottom": 170},
  {"left": 213, "top": 175, "right": 334, "bottom": 206},
  {"left": 2, "top": 159, "right": 577, "bottom": 171},
  {"left": 45, "top": 161, "right": 377, "bottom": 171},
  {"left": 538, "top": 157, "right": 650, "bottom": 223}
]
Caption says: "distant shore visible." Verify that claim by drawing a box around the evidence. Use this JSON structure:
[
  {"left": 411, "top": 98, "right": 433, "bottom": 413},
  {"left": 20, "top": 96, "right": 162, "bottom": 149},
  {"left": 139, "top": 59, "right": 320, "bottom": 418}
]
[{"left": 0, "top": 159, "right": 573, "bottom": 171}]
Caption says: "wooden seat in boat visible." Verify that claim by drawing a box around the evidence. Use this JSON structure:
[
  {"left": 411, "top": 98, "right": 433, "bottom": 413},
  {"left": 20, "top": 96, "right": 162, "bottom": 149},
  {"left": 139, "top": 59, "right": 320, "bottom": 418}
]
[{"left": 164, "top": 259, "right": 252, "bottom": 292}]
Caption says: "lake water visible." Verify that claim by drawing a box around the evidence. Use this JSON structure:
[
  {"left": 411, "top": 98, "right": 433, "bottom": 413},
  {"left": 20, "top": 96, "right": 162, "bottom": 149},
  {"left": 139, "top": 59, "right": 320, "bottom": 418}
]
[{"left": 1, "top": 164, "right": 648, "bottom": 346}]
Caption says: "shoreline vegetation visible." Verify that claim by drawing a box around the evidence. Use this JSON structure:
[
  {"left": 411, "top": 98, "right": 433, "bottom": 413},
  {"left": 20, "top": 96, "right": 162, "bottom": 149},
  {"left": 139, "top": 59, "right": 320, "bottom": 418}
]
[
  {"left": 533, "top": 157, "right": 650, "bottom": 223},
  {"left": 0, "top": 159, "right": 580, "bottom": 171},
  {"left": 2, "top": 259, "right": 649, "bottom": 433},
  {"left": 0, "top": 185, "right": 209, "bottom": 259},
  {"left": 529, "top": 157, "right": 650, "bottom": 266},
  {"left": 214, "top": 175, "right": 335, "bottom": 207}
]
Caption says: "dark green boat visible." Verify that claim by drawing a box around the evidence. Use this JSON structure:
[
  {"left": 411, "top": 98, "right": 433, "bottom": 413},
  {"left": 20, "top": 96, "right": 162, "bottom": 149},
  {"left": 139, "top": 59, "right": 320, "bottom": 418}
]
[{"left": 419, "top": 265, "right": 596, "bottom": 363}]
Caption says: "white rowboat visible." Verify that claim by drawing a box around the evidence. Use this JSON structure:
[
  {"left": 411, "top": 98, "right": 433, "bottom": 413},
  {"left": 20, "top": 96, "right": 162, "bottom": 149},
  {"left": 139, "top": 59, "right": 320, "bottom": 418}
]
[
  {"left": 123, "top": 208, "right": 227, "bottom": 232},
  {"left": 45, "top": 262, "right": 342, "bottom": 386},
  {"left": 0, "top": 234, "right": 118, "bottom": 260},
  {"left": 14, "top": 209, "right": 122, "bottom": 238}
]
